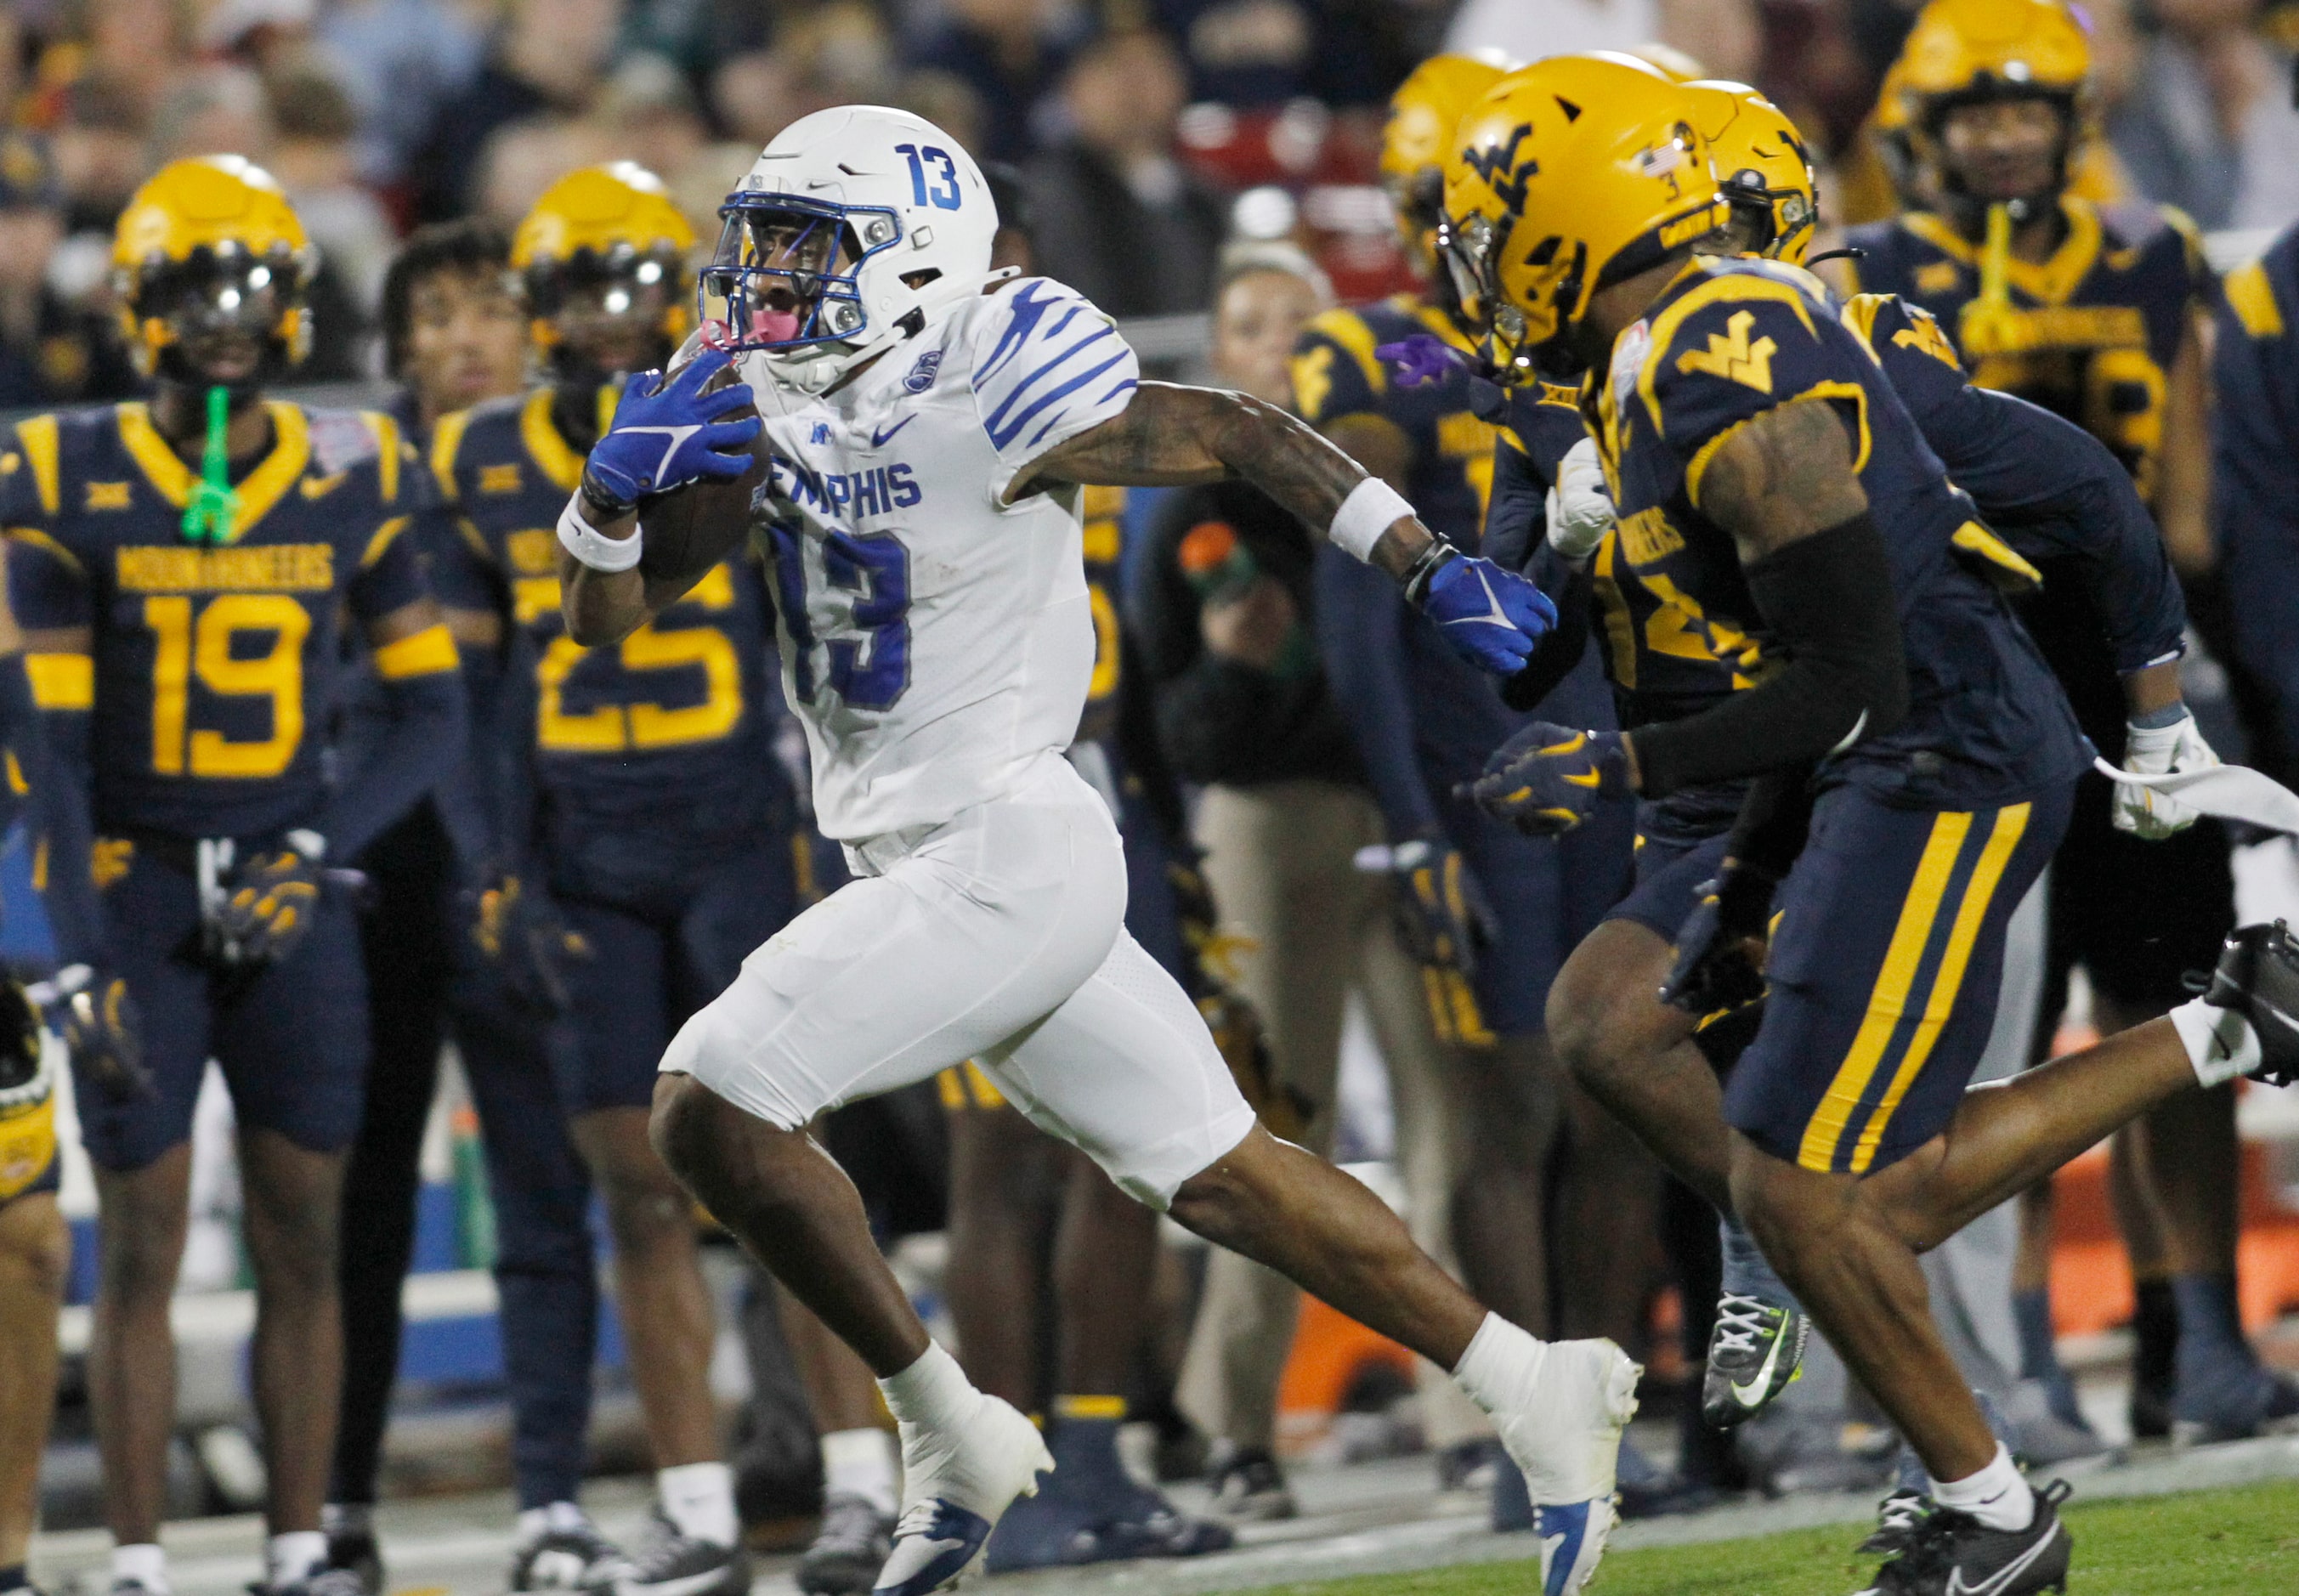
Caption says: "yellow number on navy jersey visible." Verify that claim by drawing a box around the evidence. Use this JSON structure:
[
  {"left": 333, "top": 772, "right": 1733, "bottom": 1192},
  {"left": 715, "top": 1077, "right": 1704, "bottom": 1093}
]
[
  {"left": 144, "top": 593, "right": 309, "bottom": 778},
  {"left": 536, "top": 563, "right": 745, "bottom": 753}
]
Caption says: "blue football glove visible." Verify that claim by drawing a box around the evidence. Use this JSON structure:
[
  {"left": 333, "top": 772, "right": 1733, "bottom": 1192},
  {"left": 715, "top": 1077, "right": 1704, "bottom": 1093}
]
[
  {"left": 1468, "top": 721, "right": 1632, "bottom": 836},
  {"left": 584, "top": 348, "right": 762, "bottom": 510},
  {"left": 1659, "top": 865, "right": 1777, "bottom": 1015},
  {"left": 1405, "top": 546, "right": 1557, "bottom": 676}
]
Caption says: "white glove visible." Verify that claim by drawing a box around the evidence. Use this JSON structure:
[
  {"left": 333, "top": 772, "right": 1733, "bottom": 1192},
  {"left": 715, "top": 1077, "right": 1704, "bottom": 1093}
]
[
  {"left": 2115, "top": 710, "right": 2219, "bottom": 839},
  {"left": 1544, "top": 436, "right": 1614, "bottom": 562}
]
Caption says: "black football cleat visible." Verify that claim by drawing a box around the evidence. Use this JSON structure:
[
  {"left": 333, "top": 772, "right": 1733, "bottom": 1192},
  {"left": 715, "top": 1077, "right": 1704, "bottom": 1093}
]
[
  {"left": 1854, "top": 1480, "right": 2070, "bottom": 1596},
  {"left": 2197, "top": 921, "right": 2299, "bottom": 1084}
]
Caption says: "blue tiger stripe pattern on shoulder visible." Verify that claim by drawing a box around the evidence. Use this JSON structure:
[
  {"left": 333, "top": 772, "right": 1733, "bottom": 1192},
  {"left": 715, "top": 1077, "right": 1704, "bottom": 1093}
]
[{"left": 973, "top": 280, "right": 1139, "bottom": 456}]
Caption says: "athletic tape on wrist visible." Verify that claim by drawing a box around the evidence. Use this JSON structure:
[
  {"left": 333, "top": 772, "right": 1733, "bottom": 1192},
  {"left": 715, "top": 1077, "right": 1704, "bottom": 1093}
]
[
  {"left": 556, "top": 492, "right": 643, "bottom": 574},
  {"left": 1329, "top": 475, "right": 1415, "bottom": 562}
]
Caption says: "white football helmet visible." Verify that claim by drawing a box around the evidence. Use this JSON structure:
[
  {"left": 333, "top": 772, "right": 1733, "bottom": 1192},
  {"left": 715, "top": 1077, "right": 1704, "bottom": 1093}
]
[{"left": 702, "top": 105, "right": 1005, "bottom": 392}]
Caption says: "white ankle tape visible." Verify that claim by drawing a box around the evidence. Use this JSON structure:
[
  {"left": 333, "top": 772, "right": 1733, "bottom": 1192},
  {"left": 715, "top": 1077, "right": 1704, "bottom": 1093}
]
[
  {"left": 2169, "top": 997, "right": 2258, "bottom": 1088},
  {"left": 556, "top": 492, "right": 643, "bottom": 573}
]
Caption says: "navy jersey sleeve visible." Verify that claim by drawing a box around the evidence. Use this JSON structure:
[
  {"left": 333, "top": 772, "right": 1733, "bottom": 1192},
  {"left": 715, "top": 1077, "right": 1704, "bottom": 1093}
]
[
  {"left": 2213, "top": 245, "right": 2299, "bottom": 766},
  {"left": 1852, "top": 295, "right": 2186, "bottom": 673},
  {"left": 1313, "top": 544, "right": 1441, "bottom": 839},
  {"left": 1479, "top": 385, "right": 1588, "bottom": 574},
  {"left": 343, "top": 426, "right": 436, "bottom": 623},
  {"left": 1290, "top": 309, "right": 1389, "bottom": 430}
]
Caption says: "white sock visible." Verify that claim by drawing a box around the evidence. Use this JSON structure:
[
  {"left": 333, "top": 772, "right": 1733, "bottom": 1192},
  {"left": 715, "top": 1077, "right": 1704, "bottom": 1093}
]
[
  {"left": 112, "top": 1544, "right": 168, "bottom": 1595},
  {"left": 2169, "top": 996, "right": 2260, "bottom": 1087},
  {"left": 877, "top": 1341, "right": 979, "bottom": 1433},
  {"left": 822, "top": 1427, "right": 899, "bottom": 1515},
  {"left": 1450, "top": 1312, "right": 1544, "bottom": 1417},
  {"left": 1928, "top": 1441, "right": 2034, "bottom": 1531},
  {"left": 657, "top": 1462, "right": 738, "bottom": 1549},
  {"left": 266, "top": 1531, "right": 329, "bottom": 1590}
]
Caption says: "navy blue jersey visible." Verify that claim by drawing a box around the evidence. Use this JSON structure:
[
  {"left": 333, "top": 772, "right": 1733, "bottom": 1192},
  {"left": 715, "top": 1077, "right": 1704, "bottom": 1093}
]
[
  {"left": 1845, "top": 291, "right": 2186, "bottom": 680},
  {"left": 1842, "top": 198, "right": 2208, "bottom": 501},
  {"left": 3, "top": 401, "right": 447, "bottom": 838},
  {"left": 1594, "top": 257, "right": 2086, "bottom": 809},
  {"left": 1294, "top": 297, "right": 1500, "bottom": 546},
  {"left": 430, "top": 388, "right": 792, "bottom": 888},
  {"left": 2213, "top": 229, "right": 2299, "bottom": 767}
]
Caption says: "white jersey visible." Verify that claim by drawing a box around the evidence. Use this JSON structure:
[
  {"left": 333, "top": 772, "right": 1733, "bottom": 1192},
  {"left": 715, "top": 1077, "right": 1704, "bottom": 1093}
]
[{"left": 737, "top": 276, "right": 1142, "bottom": 840}]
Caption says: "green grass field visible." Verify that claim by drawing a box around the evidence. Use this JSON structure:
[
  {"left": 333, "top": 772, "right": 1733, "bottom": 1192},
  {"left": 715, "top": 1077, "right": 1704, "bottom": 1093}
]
[{"left": 1254, "top": 1480, "right": 2299, "bottom": 1596}]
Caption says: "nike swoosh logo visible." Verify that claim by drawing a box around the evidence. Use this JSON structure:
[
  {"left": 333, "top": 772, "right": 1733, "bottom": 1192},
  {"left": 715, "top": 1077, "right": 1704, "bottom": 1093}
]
[
  {"left": 1730, "top": 1322, "right": 1788, "bottom": 1406},
  {"left": 1944, "top": 1519, "right": 2059, "bottom": 1596},
  {"left": 300, "top": 471, "right": 347, "bottom": 499},
  {"left": 870, "top": 416, "right": 916, "bottom": 447},
  {"left": 1562, "top": 770, "right": 1601, "bottom": 789}
]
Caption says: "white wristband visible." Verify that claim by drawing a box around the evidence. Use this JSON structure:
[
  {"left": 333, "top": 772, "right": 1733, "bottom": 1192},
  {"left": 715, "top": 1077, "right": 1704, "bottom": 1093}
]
[
  {"left": 1329, "top": 475, "right": 1416, "bottom": 562},
  {"left": 557, "top": 492, "right": 643, "bottom": 573}
]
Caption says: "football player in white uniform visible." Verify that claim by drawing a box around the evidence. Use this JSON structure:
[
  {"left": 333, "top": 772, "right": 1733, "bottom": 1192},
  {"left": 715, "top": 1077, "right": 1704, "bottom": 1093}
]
[{"left": 550, "top": 106, "right": 1632, "bottom": 1596}]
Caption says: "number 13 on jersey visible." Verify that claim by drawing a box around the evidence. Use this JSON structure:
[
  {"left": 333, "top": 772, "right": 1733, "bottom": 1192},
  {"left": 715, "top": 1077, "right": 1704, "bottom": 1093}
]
[{"left": 767, "top": 524, "right": 912, "bottom": 711}]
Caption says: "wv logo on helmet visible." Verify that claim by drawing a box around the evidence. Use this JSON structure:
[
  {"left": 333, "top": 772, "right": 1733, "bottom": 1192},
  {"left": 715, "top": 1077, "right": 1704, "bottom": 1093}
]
[{"left": 1462, "top": 122, "right": 1537, "bottom": 212}]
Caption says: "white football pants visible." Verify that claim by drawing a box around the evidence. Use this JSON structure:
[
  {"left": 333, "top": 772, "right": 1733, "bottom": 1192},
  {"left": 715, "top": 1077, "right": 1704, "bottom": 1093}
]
[{"left": 662, "top": 753, "right": 1259, "bottom": 1207}]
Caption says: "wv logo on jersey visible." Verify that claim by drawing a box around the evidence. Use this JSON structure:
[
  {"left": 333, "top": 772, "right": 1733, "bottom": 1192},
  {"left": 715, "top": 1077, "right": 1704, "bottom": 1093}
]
[
  {"left": 1463, "top": 122, "right": 1536, "bottom": 212},
  {"left": 1676, "top": 310, "right": 1776, "bottom": 393}
]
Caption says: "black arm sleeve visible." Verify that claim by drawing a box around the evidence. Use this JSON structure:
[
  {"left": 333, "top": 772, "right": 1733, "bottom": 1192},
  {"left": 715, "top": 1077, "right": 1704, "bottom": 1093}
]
[
  {"left": 1630, "top": 512, "right": 1909, "bottom": 797},
  {"left": 1724, "top": 761, "right": 1818, "bottom": 881}
]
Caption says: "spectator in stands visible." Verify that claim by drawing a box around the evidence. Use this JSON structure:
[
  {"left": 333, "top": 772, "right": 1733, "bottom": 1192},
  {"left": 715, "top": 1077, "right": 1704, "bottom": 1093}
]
[
  {"left": 904, "top": 0, "right": 1087, "bottom": 163},
  {"left": 2108, "top": 0, "right": 2299, "bottom": 229},
  {"left": 314, "top": 0, "right": 485, "bottom": 188},
  {"left": 149, "top": 65, "right": 275, "bottom": 167},
  {"left": 411, "top": 0, "right": 626, "bottom": 223},
  {"left": 0, "top": 132, "right": 138, "bottom": 408},
  {"left": 1026, "top": 27, "right": 1226, "bottom": 318},
  {"left": 1446, "top": 0, "right": 1761, "bottom": 82},
  {"left": 595, "top": 54, "right": 712, "bottom": 202},
  {"left": 1144, "top": 0, "right": 1401, "bottom": 108},
  {"left": 265, "top": 64, "right": 397, "bottom": 322},
  {"left": 49, "top": 74, "right": 150, "bottom": 239}
]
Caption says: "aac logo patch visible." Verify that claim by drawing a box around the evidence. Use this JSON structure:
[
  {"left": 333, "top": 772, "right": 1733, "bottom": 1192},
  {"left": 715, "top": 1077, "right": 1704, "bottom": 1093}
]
[{"left": 903, "top": 349, "right": 943, "bottom": 394}]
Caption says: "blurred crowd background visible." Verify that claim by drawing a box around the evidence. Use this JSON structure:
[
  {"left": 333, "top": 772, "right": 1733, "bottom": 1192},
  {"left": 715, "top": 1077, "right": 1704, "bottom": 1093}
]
[{"left": 3, "top": 0, "right": 2298, "bottom": 410}]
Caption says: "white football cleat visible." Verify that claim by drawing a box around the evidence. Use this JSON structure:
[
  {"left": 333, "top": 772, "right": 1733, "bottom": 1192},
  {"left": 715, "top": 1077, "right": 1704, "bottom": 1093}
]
[
  {"left": 871, "top": 1395, "right": 1053, "bottom": 1596},
  {"left": 1490, "top": 1338, "right": 1641, "bottom": 1596}
]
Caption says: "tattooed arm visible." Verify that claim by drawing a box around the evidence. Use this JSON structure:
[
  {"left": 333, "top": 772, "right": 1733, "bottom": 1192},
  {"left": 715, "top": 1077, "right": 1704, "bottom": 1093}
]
[
  {"left": 1696, "top": 393, "right": 1871, "bottom": 561},
  {"left": 1013, "top": 381, "right": 1440, "bottom": 580}
]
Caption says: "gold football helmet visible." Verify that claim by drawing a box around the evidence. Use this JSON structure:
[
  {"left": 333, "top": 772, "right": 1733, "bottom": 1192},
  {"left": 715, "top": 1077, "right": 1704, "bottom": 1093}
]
[
  {"left": 1381, "top": 50, "right": 1512, "bottom": 277},
  {"left": 1890, "top": 0, "right": 2093, "bottom": 221},
  {"left": 1685, "top": 80, "right": 1817, "bottom": 263},
  {"left": 1440, "top": 54, "right": 1726, "bottom": 382},
  {"left": 111, "top": 155, "right": 316, "bottom": 381},
  {"left": 512, "top": 161, "right": 696, "bottom": 370}
]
